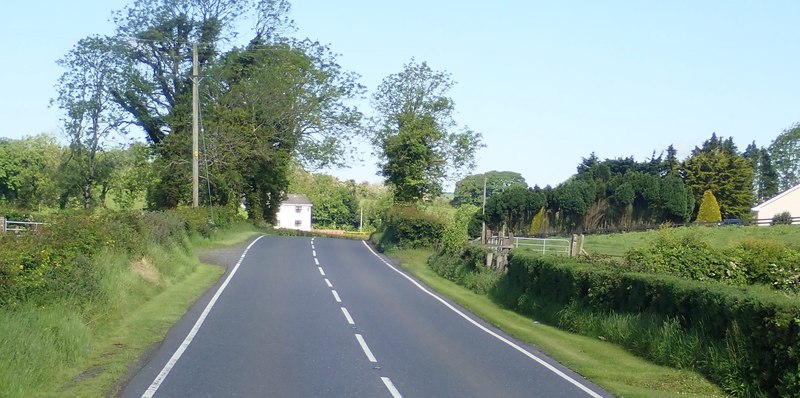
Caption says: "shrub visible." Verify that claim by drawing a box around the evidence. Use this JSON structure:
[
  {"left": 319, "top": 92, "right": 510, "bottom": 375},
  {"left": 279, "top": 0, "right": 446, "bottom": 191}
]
[
  {"left": 696, "top": 189, "right": 722, "bottom": 223},
  {"left": 378, "top": 205, "right": 446, "bottom": 250},
  {"left": 772, "top": 211, "right": 793, "bottom": 225}
]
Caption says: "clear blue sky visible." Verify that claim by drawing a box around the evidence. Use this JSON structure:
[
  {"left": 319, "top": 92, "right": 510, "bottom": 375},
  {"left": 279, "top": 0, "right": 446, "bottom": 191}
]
[{"left": 2, "top": 1, "right": 799, "bottom": 189}]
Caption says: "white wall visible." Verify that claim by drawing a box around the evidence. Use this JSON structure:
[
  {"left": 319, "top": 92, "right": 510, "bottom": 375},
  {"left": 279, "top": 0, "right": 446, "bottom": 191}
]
[
  {"left": 753, "top": 186, "right": 800, "bottom": 225},
  {"left": 276, "top": 204, "right": 312, "bottom": 231}
]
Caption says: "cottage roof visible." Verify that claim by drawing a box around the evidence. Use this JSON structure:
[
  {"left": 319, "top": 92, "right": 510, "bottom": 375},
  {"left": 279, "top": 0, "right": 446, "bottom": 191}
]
[
  {"left": 282, "top": 194, "right": 312, "bottom": 206},
  {"left": 752, "top": 183, "right": 800, "bottom": 211}
]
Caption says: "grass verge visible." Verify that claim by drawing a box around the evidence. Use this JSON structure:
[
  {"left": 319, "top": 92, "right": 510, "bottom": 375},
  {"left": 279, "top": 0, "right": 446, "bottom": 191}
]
[
  {"left": 389, "top": 249, "right": 727, "bottom": 398},
  {"left": 0, "top": 224, "right": 261, "bottom": 398}
]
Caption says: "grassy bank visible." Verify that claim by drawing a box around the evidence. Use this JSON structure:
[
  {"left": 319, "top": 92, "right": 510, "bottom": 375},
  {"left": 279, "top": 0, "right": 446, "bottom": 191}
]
[
  {"left": 0, "top": 220, "right": 261, "bottom": 398},
  {"left": 389, "top": 249, "right": 726, "bottom": 398}
]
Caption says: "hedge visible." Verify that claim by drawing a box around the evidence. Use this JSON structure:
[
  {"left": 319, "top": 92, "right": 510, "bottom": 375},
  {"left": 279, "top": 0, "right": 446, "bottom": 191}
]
[{"left": 502, "top": 252, "right": 800, "bottom": 397}]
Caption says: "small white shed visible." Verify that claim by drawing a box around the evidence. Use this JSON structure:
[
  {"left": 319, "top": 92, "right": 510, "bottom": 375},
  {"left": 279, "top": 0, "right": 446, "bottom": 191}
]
[
  {"left": 751, "top": 183, "right": 800, "bottom": 225},
  {"left": 276, "top": 194, "right": 313, "bottom": 231}
]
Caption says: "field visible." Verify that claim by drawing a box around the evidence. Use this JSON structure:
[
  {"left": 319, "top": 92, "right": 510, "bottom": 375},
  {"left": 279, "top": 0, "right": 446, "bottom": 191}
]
[{"left": 583, "top": 224, "right": 800, "bottom": 257}]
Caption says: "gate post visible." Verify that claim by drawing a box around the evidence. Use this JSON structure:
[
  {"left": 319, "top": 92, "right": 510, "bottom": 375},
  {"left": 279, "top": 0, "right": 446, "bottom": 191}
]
[
  {"left": 570, "top": 234, "right": 577, "bottom": 257},
  {"left": 0, "top": 217, "right": 5, "bottom": 234}
]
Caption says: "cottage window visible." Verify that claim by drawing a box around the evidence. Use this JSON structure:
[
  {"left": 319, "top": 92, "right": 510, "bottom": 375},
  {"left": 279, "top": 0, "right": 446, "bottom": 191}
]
[
  {"left": 295, "top": 220, "right": 302, "bottom": 227},
  {"left": 295, "top": 206, "right": 302, "bottom": 213}
]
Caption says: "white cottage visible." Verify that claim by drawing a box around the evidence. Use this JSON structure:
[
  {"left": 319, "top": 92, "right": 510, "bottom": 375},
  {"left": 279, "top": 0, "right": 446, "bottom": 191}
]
[
  {"left": 751, "top": 183, "right": 800, "bottom": 225},
  {"left": 276, "top": 194, "right": 313, "bottom": 231}
]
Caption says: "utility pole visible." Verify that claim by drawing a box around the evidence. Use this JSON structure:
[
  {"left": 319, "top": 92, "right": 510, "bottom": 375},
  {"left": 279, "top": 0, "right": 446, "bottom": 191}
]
[
  {"left": 481, "top": 175, "right": 487, "bottom": 244},
  {"left": 192, "top": 43, "right": 199, "bottom": 208},
  {"left": 359, "top": 205, "right": 363, "bottom": 233}
]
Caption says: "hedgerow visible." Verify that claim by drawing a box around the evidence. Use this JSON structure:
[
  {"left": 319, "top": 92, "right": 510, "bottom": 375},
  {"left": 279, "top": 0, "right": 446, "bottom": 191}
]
[{"left": 376, "top": 205, "right": 446, "bottom": 250}]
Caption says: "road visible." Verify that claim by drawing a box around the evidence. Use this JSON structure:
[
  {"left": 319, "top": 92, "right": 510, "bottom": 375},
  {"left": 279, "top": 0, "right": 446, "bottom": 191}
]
[{"left": 120, "top": 236, "right": 611, "bottom": 397}]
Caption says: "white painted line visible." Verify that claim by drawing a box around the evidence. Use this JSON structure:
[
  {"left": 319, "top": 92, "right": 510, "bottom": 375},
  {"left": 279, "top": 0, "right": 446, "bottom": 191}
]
[
  {"left": 360, "top": 241, "right": 603, "bottom": 398},
  {"left": 381, "top": 377, "right": 403, "bottom": 398},
  {"left": 325, "top": 278, "right": 333, "bottom": 288},
  {"left": 311, "top": 244, "right": 315, "bottom": 250},
  {"left": 318, "top": 266, "right": 325, "bottom": 276},
  {"left": 341, "top": 307, "right": 355, "bottom": 325},
  {"left": 313, "top": 250, "right": 317, "bottom": 257},
  {"left": 314, "top": 258, "right": 319, "bottom": 266},
  {"left": 332, "top": 290, "right": 342, "bottom": 303},
  {"left": 355, "top": 334, "right": 377, "bottom": 362},
  {"left": 141, "top": 235, "right": 266, "bottom": 398}
]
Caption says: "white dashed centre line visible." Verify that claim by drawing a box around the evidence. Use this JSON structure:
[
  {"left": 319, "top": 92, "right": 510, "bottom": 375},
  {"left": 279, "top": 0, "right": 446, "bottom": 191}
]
[
  {"left": 325, "top": 278, "right": 333, "bottom": 288},
  {"left": 312, "top": 250, "right": 317, "bottom": 257},
  {"left": 341, "top": 307, "right": 355, "bottom": 325},
  {"left": 355, "top": 334, "right": 377, "bottom": 363},
  {"left": 331, "top": 290, "right": 342, "bottom": 303},
  {"left": 382, "top": 377, "right": 403, "bottom": 398},
  {"left": 318, "top": 267, "right": 325, "bottom": 276},
  {"left": 314, "top": 258, "right": 319, "bottom": 265}
]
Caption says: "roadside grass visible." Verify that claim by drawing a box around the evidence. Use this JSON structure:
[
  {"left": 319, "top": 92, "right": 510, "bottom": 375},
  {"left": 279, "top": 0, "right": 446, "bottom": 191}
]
[
  {"left": 389, "top": 249, "right": 726, "bottom": 398},
  {"left": 583, "top": 224, "right": 800, "bottom": 257},
  {"left": 0, "top": 223, "right": 259, "bottom": 398}
]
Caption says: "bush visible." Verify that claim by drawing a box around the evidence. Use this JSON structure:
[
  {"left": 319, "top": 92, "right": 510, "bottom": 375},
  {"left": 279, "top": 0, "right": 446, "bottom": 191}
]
[
  {"left": 772, "top": 211, "right": 793, "bottom": 225},
  {"left": 499, "top": 251, "right": 800, "bottom": 397},
  {"left": 377, "top": 205, "right": 446, "bottom": 250},
  {"left": 696, "top": 189, "right": 722, "bottom": 223}
]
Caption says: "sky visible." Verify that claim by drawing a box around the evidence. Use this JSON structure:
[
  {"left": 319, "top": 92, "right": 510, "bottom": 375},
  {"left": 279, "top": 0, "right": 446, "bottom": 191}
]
[{"left": 1, "top": 1, "right": 799, "bottom": 190}]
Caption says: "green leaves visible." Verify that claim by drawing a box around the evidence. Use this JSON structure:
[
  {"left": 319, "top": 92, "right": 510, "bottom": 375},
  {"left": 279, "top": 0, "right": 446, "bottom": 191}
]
[{"left": 371, "top": 60, "right": 483, "bottom": 203}]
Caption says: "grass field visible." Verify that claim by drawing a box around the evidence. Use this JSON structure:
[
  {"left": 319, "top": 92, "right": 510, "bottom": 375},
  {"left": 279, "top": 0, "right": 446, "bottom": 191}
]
[
  {"left": 390, "top": 249, "right": 726, "bottom": 398},
  {"left": 583, "top": 224, "right": 800, "bottom": 257}
]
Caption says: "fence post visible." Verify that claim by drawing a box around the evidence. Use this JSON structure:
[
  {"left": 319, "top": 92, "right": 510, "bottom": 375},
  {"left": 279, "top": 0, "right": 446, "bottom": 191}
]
[
  {"left": 0, "top": 217, "right": 5, "bottom": 234},
  {"left": 579, "top": 234, "right": 586, "bottom": 256},
  {"left": 570, "top": 234, "right": 578, "bottom": 257}
]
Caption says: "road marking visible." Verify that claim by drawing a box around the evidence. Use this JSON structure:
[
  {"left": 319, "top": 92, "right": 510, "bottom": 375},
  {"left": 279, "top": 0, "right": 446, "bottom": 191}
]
[
  {"left": 325, "top": 278, "right": 333, "bottom": 288},
  {"left": 381, "top": 377, "right": 403, "bottom": 398},
  {"left": 332, "top": 290, "right": 342, "bottom": 303},
  {"left": 318, "top": 266, "right": 325, "bottom": 276},
  {"left": 314, "top": 258, "right": 319, "bottom": 265},
  {"left": 360, "top": 241, "right": 603, "bottom": 398},
  {"left": 341, "top": 307, "right": 355, "bottom": 325},
  {"left": 355, "top": 334, "right": 377, "bottom": 362},
  {"left": 312, "top": 250, "right": 317, "bottom": 257},
  {"left": 141, "top": 235, "right": 266, "bottom": 398}
]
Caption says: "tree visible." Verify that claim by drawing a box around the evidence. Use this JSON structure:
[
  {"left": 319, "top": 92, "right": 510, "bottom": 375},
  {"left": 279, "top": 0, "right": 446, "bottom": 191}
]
[
  {"left": 452, "top": 171, "right": 527, "bottom": 207},
  {"left": 768, "top": 123, "right": 800, "bottom": 191},
  {"left": 0, "top": 135, "right": 61, "bottom": 208},
  {"left": 371, "top": 60, "right": 483, "bottom": 203},
  {"left": 54, "top": 36, "right": 129, "bottom": 209},
  {"left": 683, "top": 134, "right": 754, "bottom": 219},
  {"left": 696, "top": 189, "right": 722, "bottom": 223}
]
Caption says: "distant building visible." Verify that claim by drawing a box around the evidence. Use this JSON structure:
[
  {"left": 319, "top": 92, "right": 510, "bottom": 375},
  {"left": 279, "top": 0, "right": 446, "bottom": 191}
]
[
  {"left": 751, "top": 183, "right": 800, "bottom": 225},
  {"left": 276, "top": 194, "right": 313, "bottom": 231}
]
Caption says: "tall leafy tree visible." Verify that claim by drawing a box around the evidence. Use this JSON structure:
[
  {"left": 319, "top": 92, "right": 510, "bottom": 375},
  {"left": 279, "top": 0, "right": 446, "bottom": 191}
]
[
  {"left": 371, "top": 60, "right": 483, "bottom": 203},
  {"left": 54, "top": 36, "right": 129, "bottom": 209},
  {"left": 768, "top": 123, "right": 800, "bottom": 191},
  {"left": 452, "top": 171, "right": 527, "bottom": 207},
  {"left": 0, "top": 135, "right": 61, "bottom": 208}
]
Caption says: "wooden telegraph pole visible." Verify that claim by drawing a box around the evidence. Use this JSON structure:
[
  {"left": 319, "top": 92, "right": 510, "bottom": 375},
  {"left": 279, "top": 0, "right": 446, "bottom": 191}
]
[{"left": 192, "top": 43, "right": 199, "bottom": 207}]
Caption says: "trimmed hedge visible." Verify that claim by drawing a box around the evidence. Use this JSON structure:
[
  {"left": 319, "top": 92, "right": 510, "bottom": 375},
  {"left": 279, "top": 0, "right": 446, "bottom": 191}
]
[
  {"left": 376, "top": 205, "right": 446, "bottom": 251},
  {"left": 502, "top": 252, "right": 800, "bottom": 397}
]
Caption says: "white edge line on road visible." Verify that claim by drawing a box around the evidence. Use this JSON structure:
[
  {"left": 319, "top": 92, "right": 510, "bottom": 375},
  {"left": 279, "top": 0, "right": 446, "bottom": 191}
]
[
  {"left": 141, "top": 235, "right": 266, "bottom": 398},
  {"left": 332, "top": 290, "right": 342, "bottom": 303},
  {"left": 318, "top": 266, "right": 325, "bottom": 276},
  {"left": 355, "top": 333, "right": 377, "bottom": 362},
  {"left": 360, "top": 241, "right": 603, "bottom": 398},
  {"left": 381, "top": 377, "right": 403, "bottom": 398},
  {"left": 341, "top": 307, "right": 355, "bottom": 325},
  {"left": 325, "top": 278, "right": 333, "bottom": 288},
  {"left": 314, "top": 258, "right": 319, "bottom": 265}
]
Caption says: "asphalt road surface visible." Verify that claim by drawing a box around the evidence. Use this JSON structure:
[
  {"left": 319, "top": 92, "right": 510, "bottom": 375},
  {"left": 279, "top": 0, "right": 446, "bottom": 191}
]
[{"left": 120, "top": 236, "right": 611, "bottom": 397}]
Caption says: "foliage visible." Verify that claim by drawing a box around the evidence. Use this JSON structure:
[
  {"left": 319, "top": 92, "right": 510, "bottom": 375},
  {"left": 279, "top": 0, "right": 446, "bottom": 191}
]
[
  {"left": 376, "top": 205, "right": 446, "bottom": 250},
  {"left": 440, "top": 204, "right": 479, "bottom": 255},
  {"left": 744, "top": 142, "right": 780, "bottom": 203},
  {"left": 768, "top": 123, "right": 800, "bottom": 191},
  {"left": 428, "top": 245, "right": 500, "bottom": 294},
  {"left": 484, "top": 185, "right": 545, "bottom": 236},
  {"left": 683, "top": 134, "right": 754, "bottom": 219},
  {"left": 370, "top": 59, "right": 483, "bottom": 203},
  {"left": 695, "top": 189, "right": 722, "bottom": 223},
  {"left": 771, "top": 211, "right": 793, "bottom": 226},
  {"left": 0, "top": 135, "right": 62, "bottom": 209},
  {"left": 452, "top": 170, "right": 527, "bottom": 207},
  {"left": 499, "top": 251, "right": 800, "bottom": 397}
]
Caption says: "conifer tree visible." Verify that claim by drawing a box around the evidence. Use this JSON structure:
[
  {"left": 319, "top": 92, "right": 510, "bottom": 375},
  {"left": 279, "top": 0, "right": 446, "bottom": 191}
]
[{"left": 696, "top": 189, "right": 722, "bottom": 223}]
